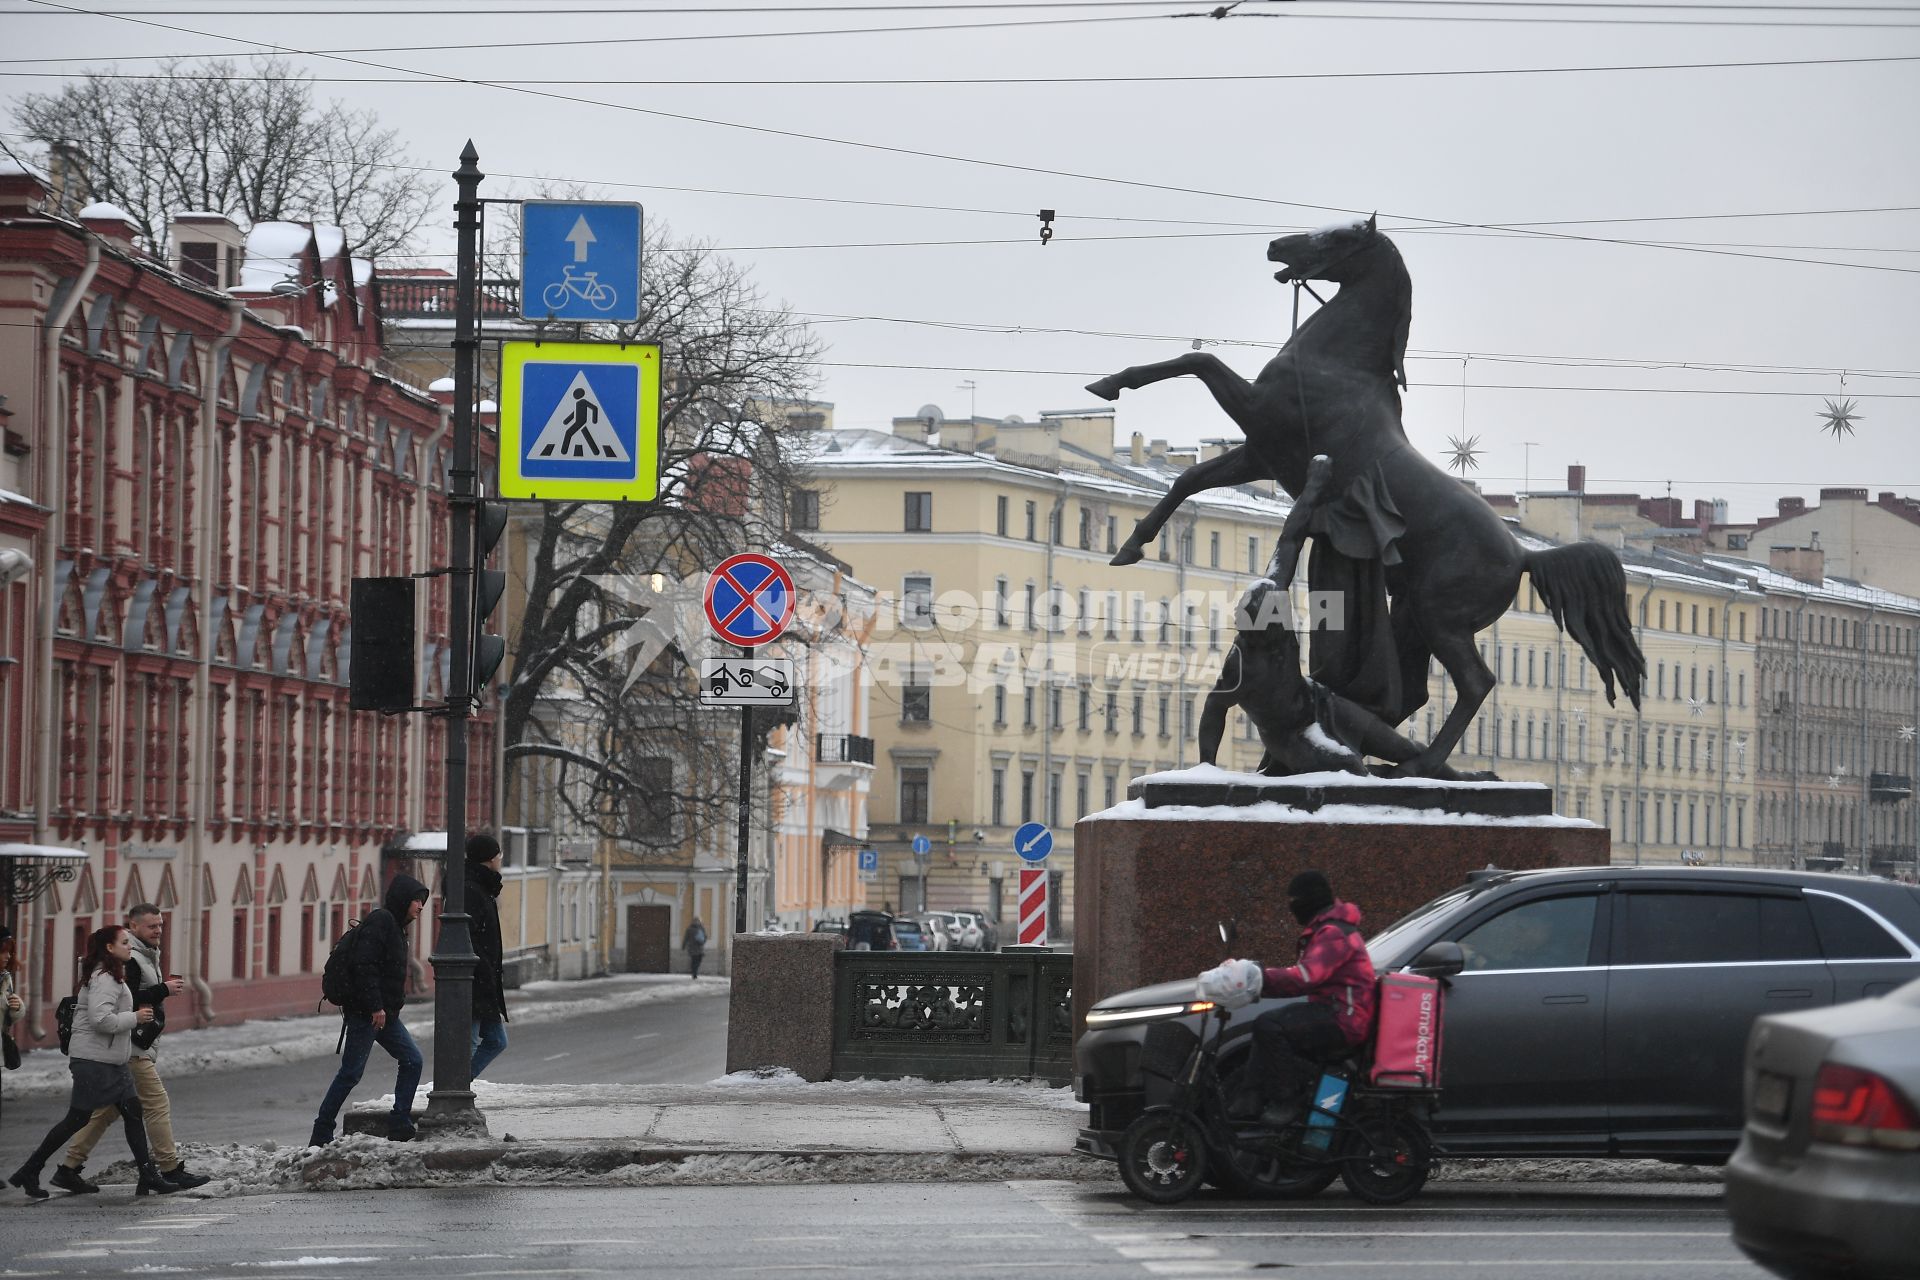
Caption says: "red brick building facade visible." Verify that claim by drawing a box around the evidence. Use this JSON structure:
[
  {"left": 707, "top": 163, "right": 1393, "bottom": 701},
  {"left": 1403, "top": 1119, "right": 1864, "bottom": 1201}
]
[{"left": 0, "top": 167, "right": 494, "bottom": 1039}]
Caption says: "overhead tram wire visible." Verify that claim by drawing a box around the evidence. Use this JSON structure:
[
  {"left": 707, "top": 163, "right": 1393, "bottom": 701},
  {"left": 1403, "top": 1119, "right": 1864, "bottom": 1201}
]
[
  {"left": 13, "top": 0, "right": 1920, "bottom": 11},
  {"left": 18, "top": 6, "right": 1920, "bottom": 279},
  {"left": 3, "top": 52, "right": 1918, "bottom": 81}
]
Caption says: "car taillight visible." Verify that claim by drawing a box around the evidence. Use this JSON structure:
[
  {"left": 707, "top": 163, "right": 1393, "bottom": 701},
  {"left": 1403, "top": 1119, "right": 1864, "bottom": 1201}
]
[{"left": 1809, "top": 1063, "right": 1920, "bottom": 1151}]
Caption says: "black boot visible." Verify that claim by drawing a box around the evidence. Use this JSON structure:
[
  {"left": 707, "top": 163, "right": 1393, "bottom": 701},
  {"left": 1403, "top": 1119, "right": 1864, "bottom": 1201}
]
[
  {"left": 9, "top": 1164, "right": 49, "bottom": 1200},
  {"left": 135, "top": 1163, "right": 180, "bottom": 1196},
  {"left": 50, "top": 1164, "right": 100, "bottom": 1195},
  {"left": 308, "top": 1122, "right": 335, "bottom": 1149},
  {"left": 164, "top": 1163, "right": 210, "bottom": 1190}
]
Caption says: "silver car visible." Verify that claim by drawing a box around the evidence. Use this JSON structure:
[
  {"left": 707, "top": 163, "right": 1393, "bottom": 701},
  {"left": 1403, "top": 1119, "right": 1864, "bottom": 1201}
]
[{"left": 1725, "top": 975, "right": 1920, "bottom": 1279}]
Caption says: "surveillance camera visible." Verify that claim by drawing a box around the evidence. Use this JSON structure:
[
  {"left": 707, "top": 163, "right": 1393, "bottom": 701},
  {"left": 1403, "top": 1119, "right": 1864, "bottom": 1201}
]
[{"left": 973, "top": 829, "right": 986, "bottom": 842}]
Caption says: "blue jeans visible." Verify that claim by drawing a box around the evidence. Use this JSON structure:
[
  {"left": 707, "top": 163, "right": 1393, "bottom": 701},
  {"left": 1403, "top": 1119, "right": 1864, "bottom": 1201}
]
[
  {"left": 471, "top": 1018, "right": 509, "bottom": 1078},
  {"left": 314, "top": 1012, "right": 422, "bottom": 1134}
]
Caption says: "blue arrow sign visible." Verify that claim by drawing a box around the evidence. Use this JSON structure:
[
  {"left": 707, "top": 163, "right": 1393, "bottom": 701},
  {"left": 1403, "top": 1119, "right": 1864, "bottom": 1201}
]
[
  {"left": 1014, "top": 822, "right": 1053, "bottom": 862},
  {"left": 522, "top": 200, "right": 642, "bottom": 323},
  {"left": 911, "top": 835, "right": 932, "bottom": 856}
]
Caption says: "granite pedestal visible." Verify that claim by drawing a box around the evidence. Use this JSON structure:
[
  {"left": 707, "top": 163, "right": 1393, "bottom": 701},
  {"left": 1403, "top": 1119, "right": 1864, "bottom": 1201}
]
[
  {"left": 726, "top": 933, "right": 842, "bottom": 1082},
  {"left": 1071, "top": 785, "right": 1609, "bottom": 1037}
]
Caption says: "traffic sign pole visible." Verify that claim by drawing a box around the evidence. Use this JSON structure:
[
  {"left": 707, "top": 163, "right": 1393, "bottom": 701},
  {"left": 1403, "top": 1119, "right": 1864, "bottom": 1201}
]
[
  {"left": 736, "top": 664, "right": 752, "bottom": 938},
  {"left": 425, "top": 142, "right": 484, "bottom": 1131}
]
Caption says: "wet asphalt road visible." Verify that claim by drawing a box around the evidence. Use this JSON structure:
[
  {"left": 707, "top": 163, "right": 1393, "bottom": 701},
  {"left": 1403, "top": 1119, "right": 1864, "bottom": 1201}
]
[{"left": 0, "top": 1180, "right": 1763, "bottom": 1279}]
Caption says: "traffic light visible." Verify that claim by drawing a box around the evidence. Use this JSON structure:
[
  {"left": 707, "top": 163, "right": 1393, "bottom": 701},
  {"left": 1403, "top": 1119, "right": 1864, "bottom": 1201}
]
[
  {"left": 471, "top": 498, "right": 508, "bottom": 694},
  {"left": 349, "top": 577, "right": 417, "bottom": 712}
]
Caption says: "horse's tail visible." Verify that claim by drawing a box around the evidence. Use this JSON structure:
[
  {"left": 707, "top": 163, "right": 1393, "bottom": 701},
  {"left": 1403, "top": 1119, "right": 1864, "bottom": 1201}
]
[{"left": 1523, "top": 542, "right": 1646, "bottom": 710}]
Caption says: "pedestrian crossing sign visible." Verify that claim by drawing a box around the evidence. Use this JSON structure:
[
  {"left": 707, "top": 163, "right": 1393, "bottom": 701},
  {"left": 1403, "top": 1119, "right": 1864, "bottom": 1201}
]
[{"left": 498, "top": 340, "right": 660, "bottom": 501}]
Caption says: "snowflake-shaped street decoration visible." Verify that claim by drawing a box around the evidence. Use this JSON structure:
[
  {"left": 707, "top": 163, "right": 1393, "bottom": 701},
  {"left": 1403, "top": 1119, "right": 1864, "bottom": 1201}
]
[
  {"left": 1826, "top": 764, "right": 1850, "bottom": 790},
  {"left": 1686, "top": 697, "right": 1707, "bottom": 719},
  {"left": 1445, "top": 434, "right": 1483, "bottom": 476},
  {"left": 1899, "top": 724, "right": 1917, "bottom": 743},
  {"left": 1817, "top": 397, "right": 1863, "bottom": 440}
]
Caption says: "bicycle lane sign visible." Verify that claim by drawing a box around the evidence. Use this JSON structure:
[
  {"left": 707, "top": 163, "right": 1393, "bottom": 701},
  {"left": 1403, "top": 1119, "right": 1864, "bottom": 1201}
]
[
  {"left": 521, "top": 200, "right": 642, "bottom": 323},
  {"left": 498, "top": 340, "right": 661, "bottom": 501}
]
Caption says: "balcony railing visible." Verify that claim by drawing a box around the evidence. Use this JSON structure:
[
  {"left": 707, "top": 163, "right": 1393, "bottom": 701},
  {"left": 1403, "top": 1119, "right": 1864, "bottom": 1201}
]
[
  {"left": 816, "top": 733, "right": 875, "bottom": 765},
  {"left": 376, "top": 277, "right": 522, "bottom": 320}
]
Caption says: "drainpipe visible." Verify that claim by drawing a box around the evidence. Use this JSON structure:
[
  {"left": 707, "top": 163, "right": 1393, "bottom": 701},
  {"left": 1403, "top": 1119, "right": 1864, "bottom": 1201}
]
[
  {"left": 1633, "top": 590, "right": 1647, "bottom": 863},
  {"left": 1728, "top": 594, "right": 1743, "bottom": 867},
  {"left": 1858, "top": 604, "right": 1875, "bottom": 875},
  {"left": 183, "top": 297, "right": 245, "bottom": 1025},
  {"left": 25, "top": 233, "right": 99, "bottom": 1038},
  {"left": 415, "top": 403, "right": 451, "bottom": 832},
  {"left": 1041, "top": 482, "right": 1066, "bottom": 828},
  {"left": 1790, "top": 597, "right": 1804, "bottom": 870}
]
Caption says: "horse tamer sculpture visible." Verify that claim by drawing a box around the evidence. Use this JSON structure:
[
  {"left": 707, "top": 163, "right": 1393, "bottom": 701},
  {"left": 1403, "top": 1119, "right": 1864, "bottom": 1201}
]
[{"left": 1087, "top": 216, "right": 1645, "bottom": 779}]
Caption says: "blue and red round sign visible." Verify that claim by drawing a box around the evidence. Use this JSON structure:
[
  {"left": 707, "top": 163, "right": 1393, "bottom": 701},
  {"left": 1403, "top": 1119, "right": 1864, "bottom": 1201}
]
[{"left": 704, "top": 553, "right": 795, "bottom": 648}]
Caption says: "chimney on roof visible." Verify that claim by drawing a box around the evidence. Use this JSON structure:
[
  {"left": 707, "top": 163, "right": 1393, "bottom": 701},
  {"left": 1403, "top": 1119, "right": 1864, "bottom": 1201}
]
[
  {"left": 1148, "top": 438, "right": 1168, "bottom": 460},
  {"left": 1819, "top": 487, "right": 1867, "bottom": 502},
  {"left": 1879, "top": 492, "right": 1897, "bottom": 504},
  {"left": 1778, "top": 496, "right": 1807, "bottom": 518},
  {"left": 46, "top": 141, "right": 88, "bottom": 214},
  {"left": 1770, "top": 543, "right": 1825, "bottom": 586},
  {"left": 1129, "top": 431, "right": 1145, "bottom": 466},
  {"left": 1567, "top": 464, "right": 1585, "bottom": 493},
  {"left": 0, "top": 166, "right": 48, "bottom": 217}
]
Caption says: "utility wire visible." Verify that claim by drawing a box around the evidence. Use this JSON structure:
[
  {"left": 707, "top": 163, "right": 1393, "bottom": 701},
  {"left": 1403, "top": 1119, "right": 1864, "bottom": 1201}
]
[
  {"left": 3, "top": 52, "right": 1916, "bottom": 81},
  {"left": 15, "top": 4, "right": 1920, "bottom": 276}
]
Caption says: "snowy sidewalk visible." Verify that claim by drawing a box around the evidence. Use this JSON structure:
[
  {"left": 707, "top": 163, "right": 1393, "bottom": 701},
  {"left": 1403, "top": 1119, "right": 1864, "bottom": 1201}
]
[{"left": 3, "top": 972, "right": 729, "bottom": 1100}]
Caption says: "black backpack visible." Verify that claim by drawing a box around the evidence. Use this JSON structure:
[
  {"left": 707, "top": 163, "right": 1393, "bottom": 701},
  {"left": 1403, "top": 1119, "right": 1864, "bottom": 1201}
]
[
  {"left": 55, "top": 995, "right": 77, "bottom": 1055},
  {"left": 318, "top": 915, "right": 370, "bottom": 1011}
]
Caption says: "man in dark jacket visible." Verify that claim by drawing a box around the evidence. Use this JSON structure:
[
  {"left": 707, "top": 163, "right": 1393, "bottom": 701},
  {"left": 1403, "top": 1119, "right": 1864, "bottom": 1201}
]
[
  {"left": 1202, "top": 870, "right": 1378, "bottom": 1128},
  {"left": 308, "top": 872, "right": 430, "bottom": 1146},
  {"left": 466, "top": 832, "right": 510, "bottom": 1077}
]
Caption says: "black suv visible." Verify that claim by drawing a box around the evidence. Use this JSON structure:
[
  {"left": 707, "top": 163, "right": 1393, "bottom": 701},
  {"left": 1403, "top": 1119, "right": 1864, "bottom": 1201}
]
[{"left": 1076, "top": 867, "right": 1920, "bottom": 1165}]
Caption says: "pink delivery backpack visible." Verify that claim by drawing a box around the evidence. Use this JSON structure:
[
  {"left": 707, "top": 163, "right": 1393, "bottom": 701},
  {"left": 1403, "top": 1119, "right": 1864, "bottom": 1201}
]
[{"left": 1369, "top": 972, "right": 1445, "bottom": 1089}]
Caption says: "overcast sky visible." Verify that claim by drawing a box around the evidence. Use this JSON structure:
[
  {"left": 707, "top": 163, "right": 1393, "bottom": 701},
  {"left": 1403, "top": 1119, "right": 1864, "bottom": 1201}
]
[{"left": 4, "top": 0, "right": 1915, "bottom": 522}]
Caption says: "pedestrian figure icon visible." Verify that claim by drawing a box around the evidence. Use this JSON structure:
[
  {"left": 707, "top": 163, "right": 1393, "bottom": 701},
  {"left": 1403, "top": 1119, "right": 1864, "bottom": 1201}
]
[
  {"left": 545, "top": 387, "right": 604, "bottom": 457},
  {"left": 525, "top": 369, "right": 630, "bottom": 464}
]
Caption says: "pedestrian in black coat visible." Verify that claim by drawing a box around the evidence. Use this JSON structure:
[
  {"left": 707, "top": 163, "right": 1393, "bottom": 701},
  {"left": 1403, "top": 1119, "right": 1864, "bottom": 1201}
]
[
  {"left": 308, "top": 872, "right": 429, "bottom": 1146},
  {"left": 466, "top": 833, "right": 510, "bottom": 1077}
]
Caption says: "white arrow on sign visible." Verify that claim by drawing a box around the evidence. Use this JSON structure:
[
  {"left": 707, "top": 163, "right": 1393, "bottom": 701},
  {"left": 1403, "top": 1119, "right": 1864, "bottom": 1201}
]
[{"left": 566, "top": 214, "right": 596, "bottom": 262}]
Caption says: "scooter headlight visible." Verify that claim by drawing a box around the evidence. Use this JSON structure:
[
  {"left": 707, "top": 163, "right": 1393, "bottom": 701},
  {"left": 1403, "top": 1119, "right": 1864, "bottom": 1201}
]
[{"left": 1084, "top": 1000, "right": 1215, "bottom": 1029}]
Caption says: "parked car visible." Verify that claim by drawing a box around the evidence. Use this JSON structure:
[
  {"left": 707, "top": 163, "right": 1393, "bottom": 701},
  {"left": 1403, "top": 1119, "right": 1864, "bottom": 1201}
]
[
  {"left": 1725, "top": 976, "right": 1920, "bottom": 1279},
  {"left": 955, "top": 910, "right": 999, "bottom": 952},
  {"left": 1076, "top": 866, "right": 1920, "bottom": 1165},
  {"left": 950, "top": 912, "right": 985, "bottom": 951},
  {"left": 890, "top": 918, "right": 930, "bottom": 951},
  {"left": 845, "top": 909, "right": 896, "bottom": 951},
  {"left": 919, "top": 912, "right": 958, "bottom": 951}
]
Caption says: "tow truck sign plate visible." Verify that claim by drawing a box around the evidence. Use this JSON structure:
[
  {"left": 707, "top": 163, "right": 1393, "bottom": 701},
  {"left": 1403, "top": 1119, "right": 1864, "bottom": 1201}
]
[{"left": 700, "top": 657, "right": 795, "bottom": 707}]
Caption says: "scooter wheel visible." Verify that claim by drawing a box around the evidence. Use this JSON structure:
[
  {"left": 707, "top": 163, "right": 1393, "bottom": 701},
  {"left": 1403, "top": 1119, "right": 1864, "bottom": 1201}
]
[
  {"left": 1337, "top": 1112, "right": 1432, "bottom": 1206},
  {"left": 1118, "top": 1108, "right": 1209, "bottom": 1205}
]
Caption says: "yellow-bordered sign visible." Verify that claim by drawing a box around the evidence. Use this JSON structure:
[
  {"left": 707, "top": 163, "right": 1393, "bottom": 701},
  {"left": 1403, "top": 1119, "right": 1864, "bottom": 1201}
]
[{"left": 498, "top": 340, "right": 660, "bottom": 501}]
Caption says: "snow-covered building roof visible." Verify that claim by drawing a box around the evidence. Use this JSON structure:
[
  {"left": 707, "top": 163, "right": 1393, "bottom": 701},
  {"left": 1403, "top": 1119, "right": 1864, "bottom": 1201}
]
[
  {"left": 237, "top": 220, "right": 317, "bottom": 293},
  {"left": 1701, "top": 553, "right": 1920, "bottom": 615}
]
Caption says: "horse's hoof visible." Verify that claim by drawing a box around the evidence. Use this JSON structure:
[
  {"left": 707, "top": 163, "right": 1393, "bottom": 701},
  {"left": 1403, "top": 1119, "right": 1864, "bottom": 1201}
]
[
  {"left": 1085, "top": 377, "right": 1122, "bottom": 402},
  {"left": 1110, "top": 545, "right": 1144, "bottom": 566}
]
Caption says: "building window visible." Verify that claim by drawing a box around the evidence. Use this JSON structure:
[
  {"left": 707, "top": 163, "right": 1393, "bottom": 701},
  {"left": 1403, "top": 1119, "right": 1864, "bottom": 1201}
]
[
  {"left": 1248, "top": 535, "right": 1260, "bottom": 573},
  {"left": 1132, "top": 693, "right": 1145, "bottom": 736},
  {"left": 993, "top": 684, "right": 1006, "bottom": 726},
  {"left": 1157, "top": 694, "right": 1170, "bottom": 738},
  {"left": 996, "top": 495, "right": 1009, "bottom": 537},
  {"left": 899, "top": 767, "right": 930, "bottom": 823},
  {"left": 1024, "top": 584, "right": 1037, "bottom": 632},
  {"left": 1105, "top": 691, "right": 1118, "bottom": 733},
  {"left": 1048, "top": 770, "right": 1063, "bottom": 827},
  {"left": 1079, "top": 507, "right": 1093, "bottom": 550},
  {"left": 904, "top": 491, "right": 933, "bottom": 532},
  {"left": 991, "top": 767, "right": 1005, "bottom": 826},
  {"left": 994, "top": 577, "right": 1009, "bottom": 628},
  {"left": 1181, "top": 696, "right": 1194, "bottom": 741},
  {"left": 1078, "top": 686, "right": 1091, "bottom": 732},
  {"left": 1049, "top": 685, "right": 1062, "bottom": 731},
  {"left": 1023, "top": 683, "right": 1036, "bottom": 728},
  {"left": 791, "top": 489, "right": 821, "bottom": 531},
  {"left": 902, "top": 574, "right": 934, "bottom": 629},
  {"left": 1020, "top": 769, "right": 1035, "bottom": 823},
  {"left": 1025, "top": 500, "right": 1037, "bottom": 541},
  {"left": 1076, "top": 772, "right": 1090, "bottom": 820},
  {"left": 901, "top": 666, "right": 931, "bottom": 722},
  {"left": 1104, "top": 773, "right": 1118, "bottom": 809},
  {"left": 1107, "top": 516, "right": 1118, "bottom": 553}
]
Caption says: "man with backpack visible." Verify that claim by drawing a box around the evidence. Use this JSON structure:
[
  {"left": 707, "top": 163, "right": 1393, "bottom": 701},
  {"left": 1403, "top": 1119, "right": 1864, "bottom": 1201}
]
[
  {"left": 308, "top": 873, "right": 430, "bottom": 1146},
  {"left": 50, "top": 904, "right": 211, "bottom": 1192},
  {"left": 682, "top": 917, "right": 707, "bottom": 980},
  {"left": 1198, "top": 870, "right": 1377, "bottom": 1128}
]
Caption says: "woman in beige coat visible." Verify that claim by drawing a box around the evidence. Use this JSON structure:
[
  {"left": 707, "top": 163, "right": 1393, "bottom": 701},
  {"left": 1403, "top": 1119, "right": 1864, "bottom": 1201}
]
[{"left": 7, "top": 926, "right": 178, "bottom": 1198}]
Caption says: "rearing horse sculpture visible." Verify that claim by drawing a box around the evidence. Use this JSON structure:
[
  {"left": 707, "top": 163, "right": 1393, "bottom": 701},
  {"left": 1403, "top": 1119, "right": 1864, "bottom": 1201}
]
[{"left": 1087, "top": 216, "right": 1644, "bottom": 777}]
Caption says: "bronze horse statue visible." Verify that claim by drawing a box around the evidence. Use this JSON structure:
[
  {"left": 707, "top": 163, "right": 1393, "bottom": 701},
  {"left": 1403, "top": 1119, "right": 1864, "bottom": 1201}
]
[{"left": 1087, "top": 216, "right": 1644, "bottom": 777}]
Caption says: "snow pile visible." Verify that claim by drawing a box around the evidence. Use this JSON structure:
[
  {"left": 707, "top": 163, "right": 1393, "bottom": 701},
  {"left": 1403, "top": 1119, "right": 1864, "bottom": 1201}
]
[
  {"left": 238, "top": 221, "right": 313, "bottom": 292},
  {"left": 1134, "top": 763, "right": 1547, "bottom": 792},
  {"left": 77, "top": 201, "right": 135, "bottom": 223},
  {"left": 1086, "top": 797, "right": 1594, "bottom": 828},
  {"left": 6, "top": 977, "right": 729, "bottom": 1098}
]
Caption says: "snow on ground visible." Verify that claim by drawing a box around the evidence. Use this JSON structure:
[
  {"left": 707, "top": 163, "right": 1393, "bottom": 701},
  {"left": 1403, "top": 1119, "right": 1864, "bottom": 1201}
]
[
  {"left": 1086, "top": 797, "right": 1594, "bottom": 828},
  {"left": 1132, "top": 763, "right": 1548, "bottom": 792},
  {"left": 4, "top": 976, "right": 728, "bottom": 1099}
]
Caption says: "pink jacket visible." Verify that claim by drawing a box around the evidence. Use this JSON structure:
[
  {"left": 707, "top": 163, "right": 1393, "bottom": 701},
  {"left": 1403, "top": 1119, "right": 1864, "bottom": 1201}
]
[{"left": 1261, "top": 901, "right": 1377, "bottom": 1046}]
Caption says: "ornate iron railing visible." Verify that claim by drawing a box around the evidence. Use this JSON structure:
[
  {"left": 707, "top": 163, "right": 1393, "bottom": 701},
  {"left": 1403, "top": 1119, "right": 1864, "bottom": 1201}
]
[
  {"left": 816, "top": 733, "right": 875, "bottom": 765},
  {"left": 832, "top": 950, "right": 1074, "bottom": 1082}
]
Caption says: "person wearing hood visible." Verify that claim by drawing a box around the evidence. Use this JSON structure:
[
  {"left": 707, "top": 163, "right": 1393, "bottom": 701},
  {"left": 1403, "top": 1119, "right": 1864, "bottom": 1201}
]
[
  {"left": 1199, "top": 870, "right": 1377, "bottom": 1128},
  {"left": 308, "top": 872, "right": 430, "bottom": 1146},
  {"left": 465, "top": 832, "right": 510, "bottom": 1078}
]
